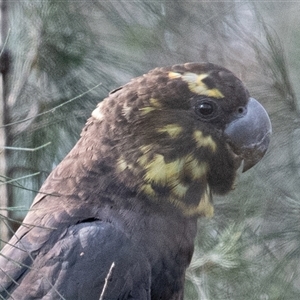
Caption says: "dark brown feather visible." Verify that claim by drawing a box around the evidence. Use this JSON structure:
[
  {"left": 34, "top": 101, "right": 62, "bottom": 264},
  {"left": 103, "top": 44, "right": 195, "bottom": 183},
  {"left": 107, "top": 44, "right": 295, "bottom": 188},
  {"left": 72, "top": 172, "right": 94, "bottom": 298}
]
[{"left": 0, "top": 63, "right": 270, "bottom": 299}]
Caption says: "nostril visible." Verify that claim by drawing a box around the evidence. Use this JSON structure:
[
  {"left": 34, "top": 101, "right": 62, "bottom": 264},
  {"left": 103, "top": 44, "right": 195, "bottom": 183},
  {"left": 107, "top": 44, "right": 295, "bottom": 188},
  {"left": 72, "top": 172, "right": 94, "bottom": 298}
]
[{"left": 237, "top": 107, "right": 245, "bottom": 114}]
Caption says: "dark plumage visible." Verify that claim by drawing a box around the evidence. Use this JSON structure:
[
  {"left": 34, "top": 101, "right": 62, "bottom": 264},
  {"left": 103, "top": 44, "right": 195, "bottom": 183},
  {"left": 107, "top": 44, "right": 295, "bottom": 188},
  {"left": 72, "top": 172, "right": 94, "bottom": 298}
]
[{"left": 0, "top": 63, "right": 271, "bottom": 299}]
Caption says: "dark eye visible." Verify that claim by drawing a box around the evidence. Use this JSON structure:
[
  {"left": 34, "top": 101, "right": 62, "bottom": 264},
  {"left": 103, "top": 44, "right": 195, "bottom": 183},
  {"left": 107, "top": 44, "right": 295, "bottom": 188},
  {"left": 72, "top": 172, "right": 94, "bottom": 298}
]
[{"left": 195, "top": 100, "right": 217, "bottom": 119}]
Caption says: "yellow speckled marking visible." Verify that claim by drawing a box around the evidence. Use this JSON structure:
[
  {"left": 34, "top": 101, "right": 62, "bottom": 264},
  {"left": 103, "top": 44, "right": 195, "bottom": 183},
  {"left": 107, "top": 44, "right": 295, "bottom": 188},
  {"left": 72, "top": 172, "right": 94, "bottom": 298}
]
[
  {"left": 178, "top": 185, "right": 214, "bottom": 218},
  {"left": 140, "top": 98, "right": 162, "bottom": 115},
  {"left": 149, "top": 98, "right": 162, "bottom": 108},
  {"left": 122, "top": 103, "right": 132, "bottom": 117},
  {"left": 183, "top": 154, "right": 208, "bottom": 180},
  {"left": 117, "top": 157, "right": 128, "bottom": 172},
  {"left": 157, "top": 124, "right": 183, "bottom": 138},
  {"left": 171, "top": 182, "right": 189, "bottom": 198},
  {"left": 141, "top": 153, "right": 207, "bottom": 190},
  {"left": 143, "top": 154, "right": 182, "bottom": 185},
  {"left": 137, "top": 146, "right": 211, "bottom": 214},
  {"left": 207, "top": 88, "right": 224, "bottom": 99},
  {"left": 91, "top": 102, "right": 104, "bottom": 121},
  {"left": 195, "top": 185, "right": 214, "bottom": 217},
  {"left": 140, "top": 145, "right": 152, "bottom": 154},
  {"left": 143, "top": 154, "right": 166, "bottom": 184},
  {"left": 137, "top": 153, "right": 149, "bottom": 168},
  {"left": 169, "top": 71, "right": 224, "bottom": 98},
  {"left": 141, "top": 184, "right": 156, "bottom": 197},
  {"left": 182, "top": 72, "right": 208, "bottom": 86},
  {"left": 168, "top": 72, "right": 182, "bottom": 79},
  {"left": 117, "top": 156, "right": 136, "bottom": 173},
  {"left": 193, "top": 130, "right": 217, "bottom": 152},
  {"left": 140, "top": 106, "right": 156, "bottom": 115},
  {"left": 137, "top": 149, "right": 213, "bottom": 217},
  {"left": 137, "top": 145, "right": 152, "bottom": 167},
  {"left": 182, "top": 72, "right": 224, "bottom": 98}
]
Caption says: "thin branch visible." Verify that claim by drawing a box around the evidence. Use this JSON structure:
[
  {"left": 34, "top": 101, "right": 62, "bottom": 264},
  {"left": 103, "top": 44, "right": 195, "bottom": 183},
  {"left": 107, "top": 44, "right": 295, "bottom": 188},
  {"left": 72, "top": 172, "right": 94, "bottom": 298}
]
[
  {"left": 99, "top": 262, "right": 115, "bottom": 300},
  {"left": 0, "top": 27, "right": 10, "bottom": 57},
  {"left": 0, "top": 172, "right": 40, "bottom": 186},
  {"left": 0, "top": 142, "right": 51, "bottom": 151},
  {"left": 0, "top": 82, "right": 103, "bottom": 128}
]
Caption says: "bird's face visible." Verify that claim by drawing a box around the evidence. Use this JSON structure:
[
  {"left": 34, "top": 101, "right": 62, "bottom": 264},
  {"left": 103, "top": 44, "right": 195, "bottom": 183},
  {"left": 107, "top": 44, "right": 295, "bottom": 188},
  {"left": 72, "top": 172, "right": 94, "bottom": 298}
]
[
  {"left": 91, "top": 63, "right": 271, "bottom": 217},
  {"left": 165, "top": 63, "right": 271, "bottom": 172}
]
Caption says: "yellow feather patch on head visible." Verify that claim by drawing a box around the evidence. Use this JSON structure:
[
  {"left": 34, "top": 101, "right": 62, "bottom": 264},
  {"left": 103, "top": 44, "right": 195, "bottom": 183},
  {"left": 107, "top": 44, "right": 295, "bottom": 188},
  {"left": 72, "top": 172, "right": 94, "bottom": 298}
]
[
  {"left": 193, "top": 130, "right": 217, "bottom": 152},
  {"left": 176, "top": 72, "right": 224, "bottom": 99},
  {"left": 157, "top": 124, "right": 183, "bottom": 138},
  {"left": 182, "top": 73, "right": 208, "bottom": 96},
  {"left": 206, "top": 88, "right": 224, "bottom": 99},
  {"left": 182, "top": 72, "right": 207, "bottom": 85}
]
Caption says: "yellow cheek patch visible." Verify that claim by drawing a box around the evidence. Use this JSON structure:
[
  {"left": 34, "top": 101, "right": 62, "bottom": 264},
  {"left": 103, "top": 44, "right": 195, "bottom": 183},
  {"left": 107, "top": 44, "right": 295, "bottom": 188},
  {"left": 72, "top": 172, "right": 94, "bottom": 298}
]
[
  {"left": 141, "top": 153, "right": 207, "bottom": 188},
  {"left": 179, "top": 185, "right": 214, "bottom": 218},
  {"left": 157, "top": 124, "right": 183, "bottom": 138},
  {"left": 143, "top": 154, "right": 182, "bottom": 185},
  {"left": 137, "top": 148, "right": 213, "bottom": 217},
  {"left": 194, "top": 186, "right": 214, "bottom": 217},
  {"left": 168, "top": 71, "right": 224, "bottom": 99},
  {"left": 143, "top": 154, "right": 166, "bottom": 184},
  {"left": 184, "top": 154, "right": 208, "bottom": 180},
  {"left": 193, "top": 130, "right": 217, "bottom": 152},
  {"left": 171, "top": 182, "right": 189, "bottom": 198}
]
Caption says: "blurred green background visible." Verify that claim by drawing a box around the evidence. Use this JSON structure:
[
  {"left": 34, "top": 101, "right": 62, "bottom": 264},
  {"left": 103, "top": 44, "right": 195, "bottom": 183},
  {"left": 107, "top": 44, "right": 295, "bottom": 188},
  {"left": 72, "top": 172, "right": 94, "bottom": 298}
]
[{"left": 0, "top": 1, "right": 299, "bottom": 299}]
